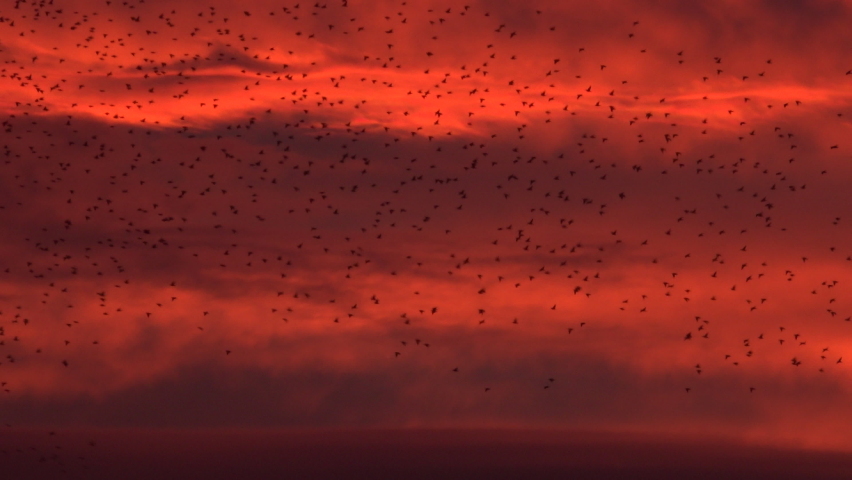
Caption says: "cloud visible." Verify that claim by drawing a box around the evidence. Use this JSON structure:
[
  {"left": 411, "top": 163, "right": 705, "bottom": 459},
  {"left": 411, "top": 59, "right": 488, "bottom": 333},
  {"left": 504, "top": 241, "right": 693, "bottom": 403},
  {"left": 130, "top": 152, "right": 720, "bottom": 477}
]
[{"left": 1, "top": 0, "right": 852, "bottom": 456}]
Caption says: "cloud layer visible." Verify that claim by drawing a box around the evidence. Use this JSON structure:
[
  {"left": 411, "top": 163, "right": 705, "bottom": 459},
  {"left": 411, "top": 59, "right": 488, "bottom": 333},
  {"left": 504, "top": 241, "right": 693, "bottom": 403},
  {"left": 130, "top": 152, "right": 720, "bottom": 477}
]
[{"left": 1, "top": 0, "right": 852, "bottom": 469}]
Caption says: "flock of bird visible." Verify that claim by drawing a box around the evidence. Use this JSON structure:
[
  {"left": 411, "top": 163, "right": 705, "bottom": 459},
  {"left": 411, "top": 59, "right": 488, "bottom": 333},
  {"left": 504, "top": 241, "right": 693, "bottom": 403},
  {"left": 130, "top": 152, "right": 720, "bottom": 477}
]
[{"left": 0, "top": 0, "right": 851, "bottom": 475}]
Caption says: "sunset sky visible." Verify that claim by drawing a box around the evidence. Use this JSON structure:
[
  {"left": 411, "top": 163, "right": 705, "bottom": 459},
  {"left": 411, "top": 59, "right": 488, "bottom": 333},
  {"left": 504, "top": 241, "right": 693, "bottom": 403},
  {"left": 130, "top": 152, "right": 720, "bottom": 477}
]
[{"left": 2, "top": 0, "right": 852, "bottom": 477}]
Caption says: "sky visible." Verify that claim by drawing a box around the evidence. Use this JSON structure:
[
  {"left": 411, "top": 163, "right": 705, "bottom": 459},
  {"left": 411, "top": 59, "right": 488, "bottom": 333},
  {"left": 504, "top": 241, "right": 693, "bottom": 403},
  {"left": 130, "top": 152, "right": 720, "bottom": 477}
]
[{"left": 1, "top": 0, "right": 852, "bottom": 477}]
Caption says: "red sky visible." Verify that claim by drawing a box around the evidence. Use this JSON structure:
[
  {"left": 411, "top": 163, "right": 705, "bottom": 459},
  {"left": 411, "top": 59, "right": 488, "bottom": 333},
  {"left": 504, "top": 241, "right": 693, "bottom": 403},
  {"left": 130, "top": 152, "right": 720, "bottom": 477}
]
[{"left": 2, "top": 0, "right": 852, "bottom": 476}]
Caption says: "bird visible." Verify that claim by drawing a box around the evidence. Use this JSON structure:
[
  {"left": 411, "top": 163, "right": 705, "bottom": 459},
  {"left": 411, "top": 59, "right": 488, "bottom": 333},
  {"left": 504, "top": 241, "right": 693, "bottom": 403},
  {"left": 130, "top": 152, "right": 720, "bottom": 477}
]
[{"left": 0, "top": 0, "right": 846, "bottom": 461}]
